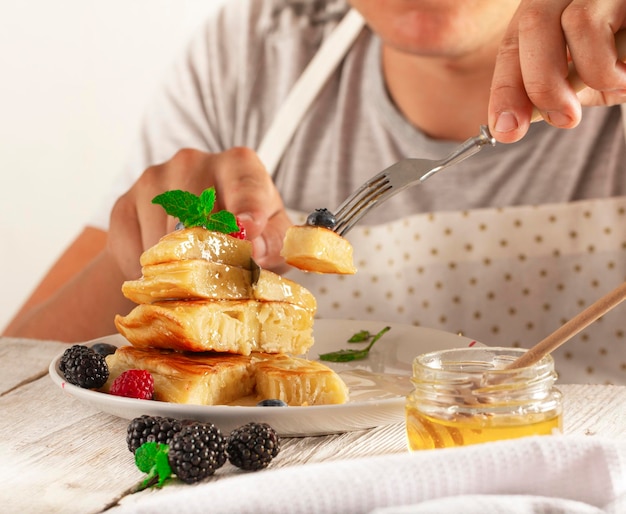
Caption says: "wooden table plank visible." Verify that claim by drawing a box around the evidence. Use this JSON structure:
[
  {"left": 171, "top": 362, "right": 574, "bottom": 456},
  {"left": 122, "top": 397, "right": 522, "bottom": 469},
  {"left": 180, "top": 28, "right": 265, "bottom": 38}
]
[
  {"left": 560, "top": 384, "right": 626, "bottom": 438},
  {"left": 0, "top": 338, "right": 66, "bottom": 394},
  {"left": 0, "top": 377, "right": 135, "bottom": 513}
]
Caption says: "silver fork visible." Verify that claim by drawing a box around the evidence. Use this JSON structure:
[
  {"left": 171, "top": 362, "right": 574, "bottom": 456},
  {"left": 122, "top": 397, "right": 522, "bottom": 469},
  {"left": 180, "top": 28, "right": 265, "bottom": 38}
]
[{"left": 324, "top": 125, "right": 495, "bottom": 236}]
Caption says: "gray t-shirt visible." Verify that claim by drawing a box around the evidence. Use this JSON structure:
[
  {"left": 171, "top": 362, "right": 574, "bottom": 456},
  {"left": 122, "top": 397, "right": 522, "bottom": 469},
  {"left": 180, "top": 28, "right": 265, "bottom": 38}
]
[{"left": 93, "top": 0, "right": 626, "bottom": 229}]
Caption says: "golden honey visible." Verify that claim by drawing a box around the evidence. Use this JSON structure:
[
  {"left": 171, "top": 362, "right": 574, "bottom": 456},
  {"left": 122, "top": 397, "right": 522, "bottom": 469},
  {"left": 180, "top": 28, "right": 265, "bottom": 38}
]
[{"left": 405, "top": 347, "right": 562, "bottom": 451}]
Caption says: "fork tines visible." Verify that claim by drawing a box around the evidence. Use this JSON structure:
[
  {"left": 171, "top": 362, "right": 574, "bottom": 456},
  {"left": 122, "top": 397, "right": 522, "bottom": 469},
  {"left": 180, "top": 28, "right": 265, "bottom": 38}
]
[{"left": 333, "top": 174, "right": 392, "bottom": 236}]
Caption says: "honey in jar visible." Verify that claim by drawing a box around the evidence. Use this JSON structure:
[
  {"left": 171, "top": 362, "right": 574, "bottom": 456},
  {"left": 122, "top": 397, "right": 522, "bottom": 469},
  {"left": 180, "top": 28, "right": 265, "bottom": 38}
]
[{"left": 405, "top": 347, "right": 562, "bottom": 451}]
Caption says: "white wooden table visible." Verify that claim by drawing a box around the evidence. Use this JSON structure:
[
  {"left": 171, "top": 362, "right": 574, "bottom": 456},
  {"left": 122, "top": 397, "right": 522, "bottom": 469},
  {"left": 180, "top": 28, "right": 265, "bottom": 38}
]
[{"left": 2, "top": 337, "right": 625, "bottom": 514}]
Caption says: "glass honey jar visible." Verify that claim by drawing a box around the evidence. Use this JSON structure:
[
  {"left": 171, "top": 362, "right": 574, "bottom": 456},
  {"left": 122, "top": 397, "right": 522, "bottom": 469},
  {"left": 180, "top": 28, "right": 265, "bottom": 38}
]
[{"left": 405, "top": 347, "right": 562, "bottom": 451}]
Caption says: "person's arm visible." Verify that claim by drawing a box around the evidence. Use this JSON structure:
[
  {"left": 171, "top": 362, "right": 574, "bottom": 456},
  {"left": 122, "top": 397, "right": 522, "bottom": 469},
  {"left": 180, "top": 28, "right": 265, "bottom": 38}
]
[
  {"left": 3, "top": 227, "right": 107, "bottom": 328},
  {"left": 2, "top": 240, "right": 135, "bottom": 342},
  {"left": 488, "top": 0, "right": 626, "bottom": 143}
]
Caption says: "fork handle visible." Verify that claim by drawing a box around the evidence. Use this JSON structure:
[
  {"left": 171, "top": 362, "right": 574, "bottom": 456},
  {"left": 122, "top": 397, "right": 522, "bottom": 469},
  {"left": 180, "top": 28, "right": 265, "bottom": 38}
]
[
  {"left": 530, "top": 29, "right": 626, "bottom": 123},
  {"left": 419, "top": 125, "right": 496, "bottom": 182}
]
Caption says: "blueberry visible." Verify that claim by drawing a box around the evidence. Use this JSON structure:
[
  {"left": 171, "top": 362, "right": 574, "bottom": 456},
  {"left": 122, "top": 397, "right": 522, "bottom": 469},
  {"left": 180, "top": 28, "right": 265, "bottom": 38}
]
[
  {"left": 257, "top": 399, "right": 288, "bottom": 407},
  {"left": 306, "top": 208, "right": 336, "bottom": 229},
  {"left": 90, "top": 342, "right": 117, "bottom": 357}
]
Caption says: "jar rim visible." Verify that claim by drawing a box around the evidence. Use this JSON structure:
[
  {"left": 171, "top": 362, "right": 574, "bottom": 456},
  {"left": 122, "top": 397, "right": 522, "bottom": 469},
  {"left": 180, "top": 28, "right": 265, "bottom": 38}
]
[{"left": 412, "top": 346, "right": 555, "bottom": 378}]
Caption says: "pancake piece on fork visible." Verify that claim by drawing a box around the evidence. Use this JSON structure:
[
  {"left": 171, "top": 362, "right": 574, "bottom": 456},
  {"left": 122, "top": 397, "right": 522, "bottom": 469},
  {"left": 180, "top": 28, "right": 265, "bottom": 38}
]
[{"left": 281, "top": 225, "right": 357, "bottom": 274}]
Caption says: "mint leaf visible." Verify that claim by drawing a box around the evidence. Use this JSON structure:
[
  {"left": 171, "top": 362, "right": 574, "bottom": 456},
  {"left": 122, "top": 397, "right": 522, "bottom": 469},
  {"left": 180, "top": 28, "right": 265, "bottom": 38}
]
[
  {"left": 135, "top": 442, "right": 163, "bottom": 472},
  {"left": 348, "top": 330, "right": 371, "bottom": 343},
  {"left": 319, "top": 326, "right": 391, "bottom": 363},
  {"left": 152, "top": 190, "right": 206, "bottom": 225},
  {"left": 198, "top": 187, "right": 216, "bottom": 214},
  {"left": 134, "top": 442, "right": 172, "bottom": 491},
  {"left": 154, "top": 450, "right": 173, "bottom": 488},
  {"left": 206, "top": 209, "right": 239, "bottom": 233},
  {"left": 151, "top": 187, "right": 239, "bottom": 233},
  {"left": 319, "top": 347, "right": 371, "bottom": 362}
]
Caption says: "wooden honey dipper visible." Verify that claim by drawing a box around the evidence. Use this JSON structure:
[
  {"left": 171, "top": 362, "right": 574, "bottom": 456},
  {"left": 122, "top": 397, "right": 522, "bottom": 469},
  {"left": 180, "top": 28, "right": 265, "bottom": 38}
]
[{"left": 506, "top": 281, "right": 626, "bottom": 370}]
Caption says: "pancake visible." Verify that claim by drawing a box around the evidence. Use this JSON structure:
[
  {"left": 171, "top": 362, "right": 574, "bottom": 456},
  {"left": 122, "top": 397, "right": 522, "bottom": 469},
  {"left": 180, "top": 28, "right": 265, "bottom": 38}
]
[
  {"left": 121, "top": 258, "right": 316, "bottom": 312},
  {"left": 103, "top": 346, "right": 349, "bottom": 406},
  {"left": 114, "top": 300, "right": 314, "bottom": 355},
  {"left": 103, "top": 346, "right": 254, "bottom": 405},
  {"left": 140, "top": 227, "right": 253, "bottom": 267},
  {"left": 252, "top": 353, "right": 349, "bottom": 406},
  {"left": 281, "top": 225, "right": 357, "bottom": 274}
]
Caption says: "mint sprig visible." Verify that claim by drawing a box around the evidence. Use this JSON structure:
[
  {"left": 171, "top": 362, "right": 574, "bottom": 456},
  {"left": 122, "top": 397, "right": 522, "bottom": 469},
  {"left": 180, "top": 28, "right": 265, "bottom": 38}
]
[
  {"left": 133, "top": 442, "right": 172, "bottom": 491},
  {"left": 319, "top": 326, "right": 391, "bottom": 362},
  {"left": 347, "top": 330, "right": 371, "bottom": 343},
  {"left": 152, "top": 187, "right": 239, "bottom": 233}
]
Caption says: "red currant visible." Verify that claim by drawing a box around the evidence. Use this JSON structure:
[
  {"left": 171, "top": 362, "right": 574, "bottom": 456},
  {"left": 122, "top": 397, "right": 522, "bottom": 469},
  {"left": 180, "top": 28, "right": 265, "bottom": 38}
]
[{"left": 229, "top": 217, "right": 247, "bottom": 240}]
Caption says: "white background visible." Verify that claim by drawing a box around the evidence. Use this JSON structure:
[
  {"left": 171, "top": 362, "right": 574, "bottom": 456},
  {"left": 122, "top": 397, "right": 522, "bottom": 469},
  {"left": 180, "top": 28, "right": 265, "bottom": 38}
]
[{"left": 0, "top": 0, "right": 226, "bottom": 331}]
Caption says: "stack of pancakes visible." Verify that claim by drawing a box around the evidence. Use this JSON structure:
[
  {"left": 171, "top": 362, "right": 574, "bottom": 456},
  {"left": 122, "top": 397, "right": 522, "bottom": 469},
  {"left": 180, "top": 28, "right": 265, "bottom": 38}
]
[{"left": 104, "top": 227, "right": 349, "bottom": 406}]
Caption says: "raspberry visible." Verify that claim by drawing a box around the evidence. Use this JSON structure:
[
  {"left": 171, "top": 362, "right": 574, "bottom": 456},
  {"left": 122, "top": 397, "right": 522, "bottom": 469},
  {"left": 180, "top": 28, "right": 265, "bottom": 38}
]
[
  {"left": 109, "top": 370, "right": 154, "bottom": 400},
  {"left": 229, "top": 216, "right": 247, "bottom": 239},
  {"left": 127, "top": 415, "right": 187, "bottom": 453},
  {"left": 168, "top": 422, "right": 227, "bottom": 483},
  {"left": 227, "top": 422, "right": 280, "bottom": 471},
  {"left": 59, "top": 344, "right": 109, "bottom": 389}
]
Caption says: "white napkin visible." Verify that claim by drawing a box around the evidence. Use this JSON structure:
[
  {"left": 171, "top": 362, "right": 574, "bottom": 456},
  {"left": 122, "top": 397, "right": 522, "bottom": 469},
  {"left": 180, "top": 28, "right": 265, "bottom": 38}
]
[{"left": 112, "top": 435, "right": 626, "bottom": 514}]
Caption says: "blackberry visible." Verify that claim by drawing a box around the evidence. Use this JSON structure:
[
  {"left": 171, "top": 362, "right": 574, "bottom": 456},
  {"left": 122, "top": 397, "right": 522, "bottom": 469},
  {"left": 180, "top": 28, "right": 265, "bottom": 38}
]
[
  {"left": 168, "top": 422, "right": 227, "bottom": 483},
  {"left": 59, "top": 344, "right": 109, "bottom": 389},
  {"left": 126, "top": 415, "right": 186, "bottom": 453},
  {"left": 306, "top": 208, "right": 336, "bottom": 229},
  {"left": 227, "top": 422, "right": 280, "bottom": 471}
]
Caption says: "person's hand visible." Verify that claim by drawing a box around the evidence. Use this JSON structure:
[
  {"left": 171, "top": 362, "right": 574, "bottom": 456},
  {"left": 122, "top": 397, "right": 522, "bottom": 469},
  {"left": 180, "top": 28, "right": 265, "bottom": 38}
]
[
  {"left": 108, "top": 147, "right": 292, "bottom": 279},
  {"left": 488, "top": 0, "right": 626, "bottom": 143}
]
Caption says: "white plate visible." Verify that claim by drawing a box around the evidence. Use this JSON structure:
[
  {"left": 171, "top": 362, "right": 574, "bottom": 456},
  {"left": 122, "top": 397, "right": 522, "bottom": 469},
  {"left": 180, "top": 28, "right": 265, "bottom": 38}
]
[{"left": 49, "top": 319, "right": 473, "bottom": 436}]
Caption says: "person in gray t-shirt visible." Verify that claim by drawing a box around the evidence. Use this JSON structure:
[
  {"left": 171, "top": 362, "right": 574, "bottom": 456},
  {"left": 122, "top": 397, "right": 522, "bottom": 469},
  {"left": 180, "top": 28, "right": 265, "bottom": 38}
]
[{"left": 5, "top": 1, "right": 626, "bottom": 378}]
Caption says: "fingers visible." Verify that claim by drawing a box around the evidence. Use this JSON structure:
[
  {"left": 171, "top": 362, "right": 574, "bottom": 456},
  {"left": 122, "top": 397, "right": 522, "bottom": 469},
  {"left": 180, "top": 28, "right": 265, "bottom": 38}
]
[
  {"left": 488, "top": 28, "right": 534, "bottom": 143},
  {"left": 209, "top": 147, "right": 292, "bottom": 271},
  {"left": 210, "top": 147, "right": 282, "bottom": 239},
  {"left": 489, "top": 0, "right": 578, "bottom": 143},
  {"left": 251, "top": 208, "right": 293, "bottom": 273},
  {"left": 107, "top": 147, "right": 292, "bottom": 279},
  {"left": 517, "top": 1, "right": 581, "bottom": 129},
  {"left": 561, "top": 2, "right": 626, "bottom": 91},
  {"left": 489, "top": 0, "right": 626, "bottom": 144},
  {"left": 108, "top": 173, "right": 171, "bottom": 279},
  {"left": 108, "top": 192, "right": 148, "bottom": 279}
]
